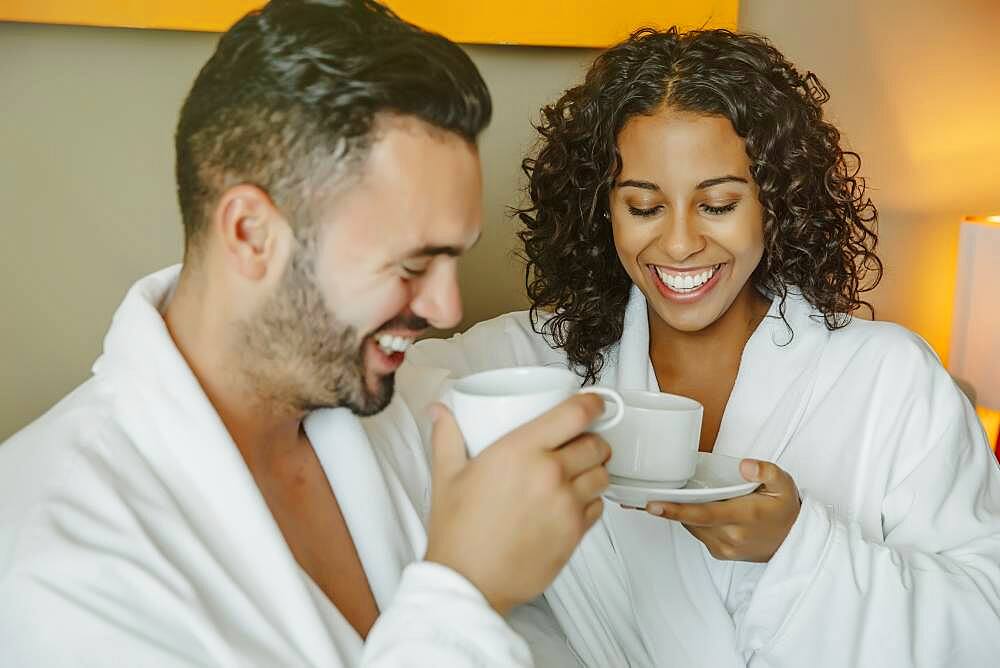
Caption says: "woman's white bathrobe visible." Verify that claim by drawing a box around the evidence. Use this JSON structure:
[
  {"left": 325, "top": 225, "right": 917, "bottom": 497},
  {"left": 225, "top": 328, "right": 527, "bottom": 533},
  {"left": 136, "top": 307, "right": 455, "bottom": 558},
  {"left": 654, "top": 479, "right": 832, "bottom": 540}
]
[
  {"left": 390, "top": 286, "right": 1000, "bottom": 667},
  {"left": 0, "top": 266, "right": 573, "bottom": 667}
]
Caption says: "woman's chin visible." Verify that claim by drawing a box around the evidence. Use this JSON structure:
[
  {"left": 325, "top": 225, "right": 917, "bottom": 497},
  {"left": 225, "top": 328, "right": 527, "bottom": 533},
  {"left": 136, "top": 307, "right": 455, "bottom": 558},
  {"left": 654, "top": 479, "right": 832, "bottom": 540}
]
[{"left": 643, "top": 285, "right": 731, "bottom": 333}]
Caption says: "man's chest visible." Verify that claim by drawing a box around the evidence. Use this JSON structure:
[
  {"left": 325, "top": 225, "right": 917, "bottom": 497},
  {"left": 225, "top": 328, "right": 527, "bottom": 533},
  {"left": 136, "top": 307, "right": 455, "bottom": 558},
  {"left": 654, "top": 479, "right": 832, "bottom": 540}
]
[{"left": 256, "top": 456, "right": 381, "bottom": 638}]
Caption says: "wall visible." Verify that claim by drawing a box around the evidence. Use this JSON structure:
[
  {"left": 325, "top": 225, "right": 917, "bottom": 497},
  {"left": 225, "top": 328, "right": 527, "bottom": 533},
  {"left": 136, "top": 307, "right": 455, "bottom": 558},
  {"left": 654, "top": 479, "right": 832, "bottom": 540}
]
[
  {"left": 3, "top": 0, "right": 999, "bottom": 440},
  {"left": 1, "top": 24, "right": 205, "bottom": 441}
]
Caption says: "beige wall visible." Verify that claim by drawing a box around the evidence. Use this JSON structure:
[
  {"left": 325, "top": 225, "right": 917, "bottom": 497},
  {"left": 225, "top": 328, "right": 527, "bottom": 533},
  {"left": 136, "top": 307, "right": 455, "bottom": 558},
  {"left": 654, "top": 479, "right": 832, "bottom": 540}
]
[
  {"left": 3, "top": 1, "right": 999, "bottom": 440},
  {"left": 2, "top": 24, "right": 204, "bottom": 441}
]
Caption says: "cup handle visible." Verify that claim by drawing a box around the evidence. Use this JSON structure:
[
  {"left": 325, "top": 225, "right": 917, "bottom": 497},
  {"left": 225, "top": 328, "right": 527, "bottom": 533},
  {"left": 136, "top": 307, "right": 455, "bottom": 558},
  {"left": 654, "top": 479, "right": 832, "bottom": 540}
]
[{"left": 577, "top": 387, "right": 625, "bottom": 432}]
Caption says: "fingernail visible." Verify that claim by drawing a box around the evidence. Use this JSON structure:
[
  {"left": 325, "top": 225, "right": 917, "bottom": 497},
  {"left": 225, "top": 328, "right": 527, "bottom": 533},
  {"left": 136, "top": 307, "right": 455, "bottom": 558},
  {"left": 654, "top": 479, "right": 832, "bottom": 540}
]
[
  {"left": 648, "top": 505, "right": 664, "bottom": 516},
  {"left": 427, "top": 403, "right": 443, "bottom": 423},
  {"left": 740, "top": 459, "right": 759, "bottom": 479}
]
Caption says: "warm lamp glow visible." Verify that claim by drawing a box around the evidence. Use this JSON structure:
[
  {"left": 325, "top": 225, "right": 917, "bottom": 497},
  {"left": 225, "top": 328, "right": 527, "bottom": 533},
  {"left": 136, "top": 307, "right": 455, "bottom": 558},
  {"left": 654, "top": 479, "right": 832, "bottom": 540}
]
[
  {"left": 977, "top": 407, "right": 1000, "bottom": 454},
  {"left": 951, "top": 216, "right": 1000, "bottom": 452},
  {"left": 966, "top": 215, "right": 1000, "bottom": 226}
]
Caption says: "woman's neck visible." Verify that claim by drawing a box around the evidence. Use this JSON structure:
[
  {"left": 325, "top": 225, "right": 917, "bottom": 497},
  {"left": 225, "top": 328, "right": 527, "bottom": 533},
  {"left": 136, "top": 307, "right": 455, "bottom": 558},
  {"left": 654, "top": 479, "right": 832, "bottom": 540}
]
[
  {"left": 648, "top": 283, "right": 772, "bottom": 452},
  {"left": 649, "top": 283, "right": 772, "bottom": 382}
]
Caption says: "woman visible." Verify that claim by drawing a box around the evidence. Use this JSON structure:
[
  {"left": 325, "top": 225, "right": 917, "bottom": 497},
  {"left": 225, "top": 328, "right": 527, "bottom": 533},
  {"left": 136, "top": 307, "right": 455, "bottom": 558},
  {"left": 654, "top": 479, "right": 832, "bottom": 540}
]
[{"left": 384, "top": 27, "right": 1000, "bottom": 666}]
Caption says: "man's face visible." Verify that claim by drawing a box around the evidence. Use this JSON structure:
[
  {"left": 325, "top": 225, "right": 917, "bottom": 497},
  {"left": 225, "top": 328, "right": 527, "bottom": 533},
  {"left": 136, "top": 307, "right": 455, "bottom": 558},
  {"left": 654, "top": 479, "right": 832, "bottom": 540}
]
[{"left": 244, "top": 116, "right": 482, "bottom": 415}]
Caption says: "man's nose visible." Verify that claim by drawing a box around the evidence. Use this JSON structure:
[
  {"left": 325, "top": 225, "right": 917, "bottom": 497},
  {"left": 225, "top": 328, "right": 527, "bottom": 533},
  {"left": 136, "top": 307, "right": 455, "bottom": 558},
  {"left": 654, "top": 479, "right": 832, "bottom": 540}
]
[{"left": 411, "top": 260, "right": 463, "bottom": 331}]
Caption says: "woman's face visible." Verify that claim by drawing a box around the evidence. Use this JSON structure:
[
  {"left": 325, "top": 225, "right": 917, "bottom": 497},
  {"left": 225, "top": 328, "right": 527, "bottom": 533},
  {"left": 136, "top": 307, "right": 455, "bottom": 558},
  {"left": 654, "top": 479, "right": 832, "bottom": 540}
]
[{"left": 610, "top": 108, "right": 765, "bottom": 333}]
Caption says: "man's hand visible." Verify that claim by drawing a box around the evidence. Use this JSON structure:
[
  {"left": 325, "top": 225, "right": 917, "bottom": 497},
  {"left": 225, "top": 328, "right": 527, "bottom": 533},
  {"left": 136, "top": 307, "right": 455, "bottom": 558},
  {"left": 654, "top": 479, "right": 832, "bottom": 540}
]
[
  {"left": 424, "top": 394, "right": 611, "bottom": 615},
  {"left": 644, "top": 459, "right": 801, "bottom": 562}
]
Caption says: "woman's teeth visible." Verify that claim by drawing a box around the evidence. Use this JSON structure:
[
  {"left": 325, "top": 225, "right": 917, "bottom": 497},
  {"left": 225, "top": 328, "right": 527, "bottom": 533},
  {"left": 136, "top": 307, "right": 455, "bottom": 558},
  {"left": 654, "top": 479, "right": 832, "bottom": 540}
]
[
  {"left": 655, "top": 264, "right": 721, "bottom": 292},
  {"left": 377, "top": 334, "right": 414, "bottom": 354}
]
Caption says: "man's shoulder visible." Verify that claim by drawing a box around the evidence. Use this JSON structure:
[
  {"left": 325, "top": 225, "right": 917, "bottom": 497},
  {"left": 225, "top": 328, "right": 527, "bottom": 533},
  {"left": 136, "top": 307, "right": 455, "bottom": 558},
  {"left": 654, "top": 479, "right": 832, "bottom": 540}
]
[
  {"left": 1, "top": 377, "right": 118, "bottom": 498},
  {"left": 0, "top": 377, "right": 161, "bottom": 572}
]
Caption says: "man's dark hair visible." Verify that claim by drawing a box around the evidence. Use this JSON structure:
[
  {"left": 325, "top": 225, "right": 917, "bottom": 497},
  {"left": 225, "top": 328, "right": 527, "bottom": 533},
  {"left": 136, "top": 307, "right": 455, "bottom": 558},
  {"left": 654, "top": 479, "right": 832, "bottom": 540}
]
[{"left": 175, "top": 0, "right": 491, "bottom": 251}]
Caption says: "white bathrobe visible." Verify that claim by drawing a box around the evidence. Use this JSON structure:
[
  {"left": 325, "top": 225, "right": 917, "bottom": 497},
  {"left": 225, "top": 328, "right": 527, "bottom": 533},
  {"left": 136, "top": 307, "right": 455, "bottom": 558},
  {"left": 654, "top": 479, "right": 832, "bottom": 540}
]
[
  {"left": 0, "top": 266, "right": 571, "bottom": 667},
  {"left": 391, "top": 285, "right": 1000, "bottom": 667}
]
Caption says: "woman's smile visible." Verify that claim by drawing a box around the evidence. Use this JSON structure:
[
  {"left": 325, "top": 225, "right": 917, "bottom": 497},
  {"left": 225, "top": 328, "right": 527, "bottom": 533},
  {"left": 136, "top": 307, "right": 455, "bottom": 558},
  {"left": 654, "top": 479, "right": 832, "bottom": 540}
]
[{"left": 648, "top": 262, "right": 726, "bottom": 303}]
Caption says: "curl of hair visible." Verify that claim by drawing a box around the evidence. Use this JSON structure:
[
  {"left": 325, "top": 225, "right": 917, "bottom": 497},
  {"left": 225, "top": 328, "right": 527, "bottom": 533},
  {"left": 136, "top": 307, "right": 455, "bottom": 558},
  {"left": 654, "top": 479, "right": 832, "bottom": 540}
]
[{"left": 516, "top": 27, "right": 882, "bottom": 383}]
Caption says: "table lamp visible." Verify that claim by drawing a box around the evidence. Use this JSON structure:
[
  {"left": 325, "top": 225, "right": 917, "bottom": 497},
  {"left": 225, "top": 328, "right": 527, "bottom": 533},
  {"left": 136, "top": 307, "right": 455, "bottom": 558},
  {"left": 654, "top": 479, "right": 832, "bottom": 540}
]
[{"left": 949, "top": 216, "right": 1000, "bottom": 455}]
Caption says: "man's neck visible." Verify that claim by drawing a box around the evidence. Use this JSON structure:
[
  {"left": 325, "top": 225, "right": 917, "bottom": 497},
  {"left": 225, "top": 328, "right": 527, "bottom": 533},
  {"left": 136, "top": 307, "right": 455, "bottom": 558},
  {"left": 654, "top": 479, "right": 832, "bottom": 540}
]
[
  {"left": 162, "top": 268, "right": 381, "bottom": 638},
  {"left": 162, "top": 270, "right": 306, "bottom": 467}
]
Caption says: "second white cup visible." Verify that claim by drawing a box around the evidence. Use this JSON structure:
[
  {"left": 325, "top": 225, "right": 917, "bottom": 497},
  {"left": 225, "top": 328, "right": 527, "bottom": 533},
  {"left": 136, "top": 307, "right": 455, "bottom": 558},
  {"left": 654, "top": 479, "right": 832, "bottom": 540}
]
[
  {"left": 602, "top": 390, "right": 703, "bottom": 487},
  {"left": 448, "top": 366, "right": 625, "bottom": 457}
]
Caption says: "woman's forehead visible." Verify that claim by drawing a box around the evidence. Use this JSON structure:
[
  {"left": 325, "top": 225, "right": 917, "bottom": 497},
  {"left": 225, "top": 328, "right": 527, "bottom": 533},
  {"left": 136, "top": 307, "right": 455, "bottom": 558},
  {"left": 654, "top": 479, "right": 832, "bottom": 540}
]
[{"left": 617, "top": 111, "right": 750, "bottom": 184}]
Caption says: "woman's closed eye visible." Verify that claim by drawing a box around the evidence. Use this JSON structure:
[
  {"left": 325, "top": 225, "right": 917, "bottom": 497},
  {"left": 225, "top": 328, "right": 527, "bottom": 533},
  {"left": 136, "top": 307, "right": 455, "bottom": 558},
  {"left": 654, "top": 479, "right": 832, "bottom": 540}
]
[
  {"left": 700, "top": 201, "right": 739, "bottom": 216},
  {"left": 627, "top": 204, "right": 663, "bottom": 218}
]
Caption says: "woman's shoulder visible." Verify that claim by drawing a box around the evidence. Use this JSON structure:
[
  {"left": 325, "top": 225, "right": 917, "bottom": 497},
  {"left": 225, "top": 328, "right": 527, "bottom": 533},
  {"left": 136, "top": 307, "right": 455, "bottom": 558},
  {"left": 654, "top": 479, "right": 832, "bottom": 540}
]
[
  {"left": 815, "top": 311, "right": 971, "bottom": 429},
  {"left": 829, "top": 313, "right": 941, "bottom": 374},
  {"left": 782, "top": 291, "right": 940, "bottom": 372},
  {"left": 788, "top": 293, "right": 964, "bottom": 408},
  {"left": 790, "top": 302, "right": 984, "bottom": 468},
  {"left": 407, "top": 309, "right": 566, "bottom": 377}
]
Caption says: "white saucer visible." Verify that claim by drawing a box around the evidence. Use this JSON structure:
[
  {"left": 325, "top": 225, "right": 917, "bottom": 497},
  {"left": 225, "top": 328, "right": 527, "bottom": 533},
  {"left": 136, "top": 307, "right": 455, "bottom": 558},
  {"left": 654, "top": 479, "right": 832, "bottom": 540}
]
[{"left": 605, "top": 453, "right": 760, "bottom": 506}]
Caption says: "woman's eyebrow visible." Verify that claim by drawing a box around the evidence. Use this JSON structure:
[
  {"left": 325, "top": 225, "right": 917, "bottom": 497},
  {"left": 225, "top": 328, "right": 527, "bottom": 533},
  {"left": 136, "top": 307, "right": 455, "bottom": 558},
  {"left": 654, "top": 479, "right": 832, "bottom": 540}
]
[
  {"left": 696, "top": 175, "right": 748, "bottom": 189},
  {"left": 616, "top": 175, "right": 748, "bottom": 191},
  {"left": 617, "top": 179, "right": 660, "bottom": 191}
]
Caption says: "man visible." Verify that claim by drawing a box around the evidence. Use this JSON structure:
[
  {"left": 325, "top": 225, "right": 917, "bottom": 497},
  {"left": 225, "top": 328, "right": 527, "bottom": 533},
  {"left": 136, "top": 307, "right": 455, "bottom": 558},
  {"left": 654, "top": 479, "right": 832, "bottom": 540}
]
[{"left": 0, "top": 1, "right": 610, "bottom": 664}]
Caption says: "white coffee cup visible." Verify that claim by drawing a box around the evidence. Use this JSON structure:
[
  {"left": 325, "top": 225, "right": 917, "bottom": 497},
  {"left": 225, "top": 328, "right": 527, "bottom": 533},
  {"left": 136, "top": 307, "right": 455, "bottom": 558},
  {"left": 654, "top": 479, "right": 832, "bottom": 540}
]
[
  {"left": 448, "top": 366, "right": 625, "bottom": 457},
  {"left": 602, "top": 390, "right": 703, "bottom": 486}
]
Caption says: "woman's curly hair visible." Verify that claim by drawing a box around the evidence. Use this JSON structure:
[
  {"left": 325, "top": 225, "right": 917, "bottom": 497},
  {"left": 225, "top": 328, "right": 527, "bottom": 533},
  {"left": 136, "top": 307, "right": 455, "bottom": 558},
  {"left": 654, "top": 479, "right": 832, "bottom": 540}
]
[{"left": 516, "top": 27, "right": 882, "bottom": 383}]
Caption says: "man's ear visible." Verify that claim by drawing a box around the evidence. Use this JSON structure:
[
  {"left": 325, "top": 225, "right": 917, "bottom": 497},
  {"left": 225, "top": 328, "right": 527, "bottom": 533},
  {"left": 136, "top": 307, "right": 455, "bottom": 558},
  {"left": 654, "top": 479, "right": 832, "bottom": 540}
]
[{"left": 212, "top": 184, "right": 290, "bottom": 281}]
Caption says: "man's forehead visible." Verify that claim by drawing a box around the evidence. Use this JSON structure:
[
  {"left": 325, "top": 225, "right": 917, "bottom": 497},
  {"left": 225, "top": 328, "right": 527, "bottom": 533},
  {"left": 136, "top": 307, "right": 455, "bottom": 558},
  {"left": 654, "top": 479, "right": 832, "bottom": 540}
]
[{"left": 305, "top": 112, "right": 482, "bottom": 262}]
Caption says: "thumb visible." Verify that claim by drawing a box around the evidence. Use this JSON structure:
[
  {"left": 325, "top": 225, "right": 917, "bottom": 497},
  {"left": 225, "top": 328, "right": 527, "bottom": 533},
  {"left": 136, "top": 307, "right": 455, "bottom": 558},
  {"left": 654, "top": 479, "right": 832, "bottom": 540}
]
[
  {"left": 429, "top": 403, "right": 468, "bottom": 483},
  {"left": 740, "top": 459, "right": 797, "bottom": 497}
]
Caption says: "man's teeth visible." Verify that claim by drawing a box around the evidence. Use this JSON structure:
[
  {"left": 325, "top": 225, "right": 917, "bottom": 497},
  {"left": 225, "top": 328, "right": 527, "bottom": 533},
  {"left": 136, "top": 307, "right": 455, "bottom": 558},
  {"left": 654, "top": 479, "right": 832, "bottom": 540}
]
[
  {"left": 377, "top": 334, "right": 414, "bottom": 354},
  {"left": 655, "top": 264, "right": 721, "bottom": 292}
]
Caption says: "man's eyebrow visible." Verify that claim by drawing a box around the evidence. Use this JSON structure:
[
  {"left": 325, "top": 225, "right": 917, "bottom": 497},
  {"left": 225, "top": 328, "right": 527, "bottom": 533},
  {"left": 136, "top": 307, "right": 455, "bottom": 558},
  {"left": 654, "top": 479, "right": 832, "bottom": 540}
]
[{"left": 405, "top": 233, "right": 481, "bottom": 258}]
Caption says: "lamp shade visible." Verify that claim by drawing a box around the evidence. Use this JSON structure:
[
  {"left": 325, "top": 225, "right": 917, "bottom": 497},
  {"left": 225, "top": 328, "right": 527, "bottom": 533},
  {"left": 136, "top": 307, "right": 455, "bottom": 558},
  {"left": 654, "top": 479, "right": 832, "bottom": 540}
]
[{"left": 949, "top": 216, "right": 1000, "bottom": 410}]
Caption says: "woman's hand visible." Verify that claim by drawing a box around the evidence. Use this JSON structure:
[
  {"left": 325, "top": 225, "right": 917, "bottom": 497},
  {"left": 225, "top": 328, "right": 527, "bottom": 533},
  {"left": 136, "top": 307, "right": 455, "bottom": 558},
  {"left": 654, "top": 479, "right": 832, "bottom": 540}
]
[{"left": 644, "top": 459, "right": 801, "bottom": 562}]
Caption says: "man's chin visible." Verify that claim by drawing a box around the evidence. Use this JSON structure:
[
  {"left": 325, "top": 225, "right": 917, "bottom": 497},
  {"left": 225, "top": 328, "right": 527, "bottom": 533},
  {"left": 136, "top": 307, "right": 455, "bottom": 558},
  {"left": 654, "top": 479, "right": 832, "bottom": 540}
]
[{"left": 346, "top": 373, "right": 396, "bottom": 417}]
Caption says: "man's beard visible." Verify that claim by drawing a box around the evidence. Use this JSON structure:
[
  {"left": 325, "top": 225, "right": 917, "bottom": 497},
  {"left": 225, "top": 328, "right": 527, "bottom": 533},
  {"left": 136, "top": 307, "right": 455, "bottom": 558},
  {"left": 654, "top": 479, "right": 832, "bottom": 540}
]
[{"left": 237, "top": 241, "right": 394, "bottom": 417}]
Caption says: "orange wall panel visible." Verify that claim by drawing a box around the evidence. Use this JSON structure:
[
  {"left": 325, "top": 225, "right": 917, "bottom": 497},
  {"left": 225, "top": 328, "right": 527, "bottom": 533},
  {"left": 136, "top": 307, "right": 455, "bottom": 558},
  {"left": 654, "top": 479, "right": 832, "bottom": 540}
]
[
  {"left": 0, "top": 0, "right": 738, "bottom": 46},
  {"left": 391, "top": 0, "right": 739, "bottom": 47}
]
